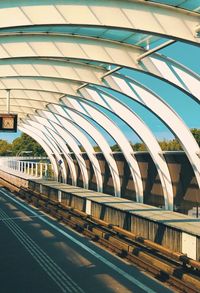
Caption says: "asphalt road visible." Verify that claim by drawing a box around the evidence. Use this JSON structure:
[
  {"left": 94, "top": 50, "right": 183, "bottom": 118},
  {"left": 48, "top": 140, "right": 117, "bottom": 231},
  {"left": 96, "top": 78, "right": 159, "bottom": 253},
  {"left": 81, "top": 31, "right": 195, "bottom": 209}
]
[{"left": 0, "top": 187, "right": 173, "bottom": 293}]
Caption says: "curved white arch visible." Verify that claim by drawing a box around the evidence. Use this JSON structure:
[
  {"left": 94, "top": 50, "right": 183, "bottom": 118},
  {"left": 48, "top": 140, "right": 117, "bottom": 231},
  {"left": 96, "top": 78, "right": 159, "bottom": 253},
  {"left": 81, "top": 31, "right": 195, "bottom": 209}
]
[
  {"left": 1, "top": 74, "right": 198, "bottom": 199},
  {"left": 61, "top": 96, "right": 144, "bottom": 203},
  {"left": 0, "top": 1, "right": 198, "bottom": 44},
  {"left": 105, "top": 74, "right": 200, "bottom": 192},
  {"left": 0, "top": 56, "right": 198, "bottom": 104},
  {"left": 0, "top": 0, "right": 197, "bottom": 209},
  {"left": 0, "top": 101, "right": 121, "bottom": 197},
  {"left": 19, "top": 125, "right": 59, "bottom": 178},
  {"left": 28, "top": 114, "right": 77, "bottom": 186},
  {"left": 0, "top": 73, "right": 199, "bottom": 201},
  {"left": 47, "top": 103, "right": 121, "bottom": 197},
  {"left": 21, "top": 120, "right": 68, "bottom": 181},
  {"left": 33, "top": 111, "right": 103, "bottom": 192},
  {"left": 1, "top": 95, "right": 173, "bottom": 208},
  {"left": 26, "top": 118, "right": 89, "bottom": 189},
  {"left": 78, "top": 87, "right": 174, "bottom": 209},
  {"left": 0, "top": 34, "right": 199, "bottom": 98}
]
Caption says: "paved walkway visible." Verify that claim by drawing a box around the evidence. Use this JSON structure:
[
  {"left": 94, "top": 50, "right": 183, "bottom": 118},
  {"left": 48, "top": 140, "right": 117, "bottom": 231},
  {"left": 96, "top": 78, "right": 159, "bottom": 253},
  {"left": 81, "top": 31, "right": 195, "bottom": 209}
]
[{"left": 0, "top": 187, "right": 173, "bottom": 293}]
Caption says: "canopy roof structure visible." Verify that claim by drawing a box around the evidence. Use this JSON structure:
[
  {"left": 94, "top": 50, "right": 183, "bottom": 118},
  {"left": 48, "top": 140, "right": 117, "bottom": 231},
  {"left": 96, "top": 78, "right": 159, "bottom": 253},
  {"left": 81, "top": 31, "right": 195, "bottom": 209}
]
[{"left": 0, "top": 0, "right": 199, "bottom": 210}]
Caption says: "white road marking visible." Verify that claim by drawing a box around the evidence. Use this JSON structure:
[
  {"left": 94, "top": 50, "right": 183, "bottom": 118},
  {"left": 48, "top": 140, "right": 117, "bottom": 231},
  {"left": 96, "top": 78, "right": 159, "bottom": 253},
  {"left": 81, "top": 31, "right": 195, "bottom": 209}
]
[
  {"left": 0, "top": 210, "right": 70, "bottom": 292},
  {"left": 0, "top": 188, "right": 158, "bottom": 293},
  {"left": 0, "top": 207, "right": 85, "bottom": 293}
]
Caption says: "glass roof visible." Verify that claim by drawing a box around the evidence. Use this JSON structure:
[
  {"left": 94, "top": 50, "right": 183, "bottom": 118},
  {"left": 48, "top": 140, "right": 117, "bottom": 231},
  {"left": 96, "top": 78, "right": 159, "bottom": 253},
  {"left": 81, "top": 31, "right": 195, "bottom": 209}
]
[
  {"left": 146, "top": 0, "right": 200, "bottom": 12},
  {"left": 0, "top": 25, "right": 166, "bottom": 50}
]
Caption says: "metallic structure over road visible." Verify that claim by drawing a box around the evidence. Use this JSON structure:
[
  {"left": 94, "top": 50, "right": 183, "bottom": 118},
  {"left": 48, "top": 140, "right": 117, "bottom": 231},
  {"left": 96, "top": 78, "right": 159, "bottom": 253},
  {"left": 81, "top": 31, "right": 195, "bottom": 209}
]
[{"left": 0, "top": 0, "right": 199, "bottom": 210}]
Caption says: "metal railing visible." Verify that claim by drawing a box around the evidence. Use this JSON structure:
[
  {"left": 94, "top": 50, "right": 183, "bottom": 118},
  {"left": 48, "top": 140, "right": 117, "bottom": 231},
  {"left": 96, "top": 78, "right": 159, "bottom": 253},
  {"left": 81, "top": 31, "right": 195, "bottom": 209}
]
[{"left": 0, "top": 156, "right": 55, "bottom": 180}]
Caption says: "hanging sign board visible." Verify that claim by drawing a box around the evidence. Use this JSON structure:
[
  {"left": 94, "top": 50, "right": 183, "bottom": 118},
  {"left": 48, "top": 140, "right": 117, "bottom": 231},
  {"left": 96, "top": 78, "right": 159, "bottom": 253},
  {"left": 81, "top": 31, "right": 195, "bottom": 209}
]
[{"left": 0, "top": 114, "right": 18, "bottom": 132}]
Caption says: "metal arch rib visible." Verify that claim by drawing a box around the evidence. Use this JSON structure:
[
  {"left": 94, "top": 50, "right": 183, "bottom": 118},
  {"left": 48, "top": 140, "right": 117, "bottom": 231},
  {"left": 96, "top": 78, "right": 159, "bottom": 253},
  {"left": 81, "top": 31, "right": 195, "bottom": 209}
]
[
  {"left": 19, "top": 125, "right": 59, "bottom": 178},
  {"left": 140, "top": 54, "right": 200, "bottom": 103},
  {"left": 105, "top": 74, "right": 200, "bottom": 192},
  {"left": 47, "top": 104, "right": 121, "bottom": 197},
  {"left": 0, "top": 74, "right": 199, "bottom": 206},
  {"left": 78, "top": 87, "right": 174, "bottom": 210},
  {"left": 0, "top": 100, "right": 121, "bottom": 197},
  {"left": 0, "top": 1, "right": 199, "bottom": 44},
  {"left": 0, "top": 35, "right": 199, "bottom": 98},
  {"left": 61, "top": 95, "right": 144, "bottom": 203},
  {"left": 18, "top": 97, "right": 171, "bottom": 208},
  {"left": 33, "top": 110, "right": 103, "bottom": 192},
  {"left": 11, "top": 103, "right": 121, "bottom": 198},
  {"left": 0, "top": 91, "right": 173, "bottom": 209},
  {"left": 21, "top": 120, "right": 68, "bottom": 182},
  {"left": 26, "top": 116, "right": 89, "bottom": 189},
  {"left": 1, "top": 73, "right": 199, "bottom": 192},
  {"left": 0, "top": 55, "right": 199, "bottom": 104},
  {"left": 27, "top": 114, "right": 77, "bottom": 187}
]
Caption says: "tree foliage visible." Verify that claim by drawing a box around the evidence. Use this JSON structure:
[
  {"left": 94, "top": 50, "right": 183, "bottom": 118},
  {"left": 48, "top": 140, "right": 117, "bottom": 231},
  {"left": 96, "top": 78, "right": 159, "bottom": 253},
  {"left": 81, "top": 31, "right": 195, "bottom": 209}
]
[
  {"left": 11, "top": 133, "right": 46, "bottom": 156},
  {"left": 0, "top": 129, "right": 199, "bottom": 156},
  {"left": 0, "top": 140, "right": 12, "bottom": 156},
  {"left": 0, "top": 133, "right": 46, "bottom": 156},
  {"left": 192, "top": 128, "right": 200, "bottom": 146},
  {"left": 98, "top": 128, "right": 200, "bottom": 152}
]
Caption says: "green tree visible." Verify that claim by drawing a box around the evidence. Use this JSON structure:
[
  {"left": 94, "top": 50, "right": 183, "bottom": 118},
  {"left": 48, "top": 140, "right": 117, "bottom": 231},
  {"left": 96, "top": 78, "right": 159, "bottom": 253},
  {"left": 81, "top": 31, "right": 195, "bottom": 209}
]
[
  {"left": 93, "top": 145, "right": 101, "bottom": 152},
  {"left": 132, "top": 143, "right": 147, "bottom": 151},
  {"left": 12, "top": 133, "right": 46, "bottom": 156},
  {"left": 111, "top": 144, "right": 121, "bottom": 152},
  {"left": 0, "top": 140, "right": 12, "bottom": 155},
  {"left": 159, "top": 138, "right": 182, "bottom": 151},
  {"left": 191, "top": 128, "right": 200, "bottom": 146}
]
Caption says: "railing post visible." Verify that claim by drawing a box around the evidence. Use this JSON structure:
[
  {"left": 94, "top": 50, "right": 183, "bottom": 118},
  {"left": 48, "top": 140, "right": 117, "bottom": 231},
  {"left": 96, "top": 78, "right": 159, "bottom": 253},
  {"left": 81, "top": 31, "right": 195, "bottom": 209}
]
[
  {"left": 40, "top": 163, "right": 43, "bottom": 178},
  {"left": 31, "top": 163, "right": 34, "bottom": 176},
  {"left": 35, "top": 163, "right": 38, "bottom": 177},
  {"left": 44, "top": 163, "right": 48, "bottom": 178}
]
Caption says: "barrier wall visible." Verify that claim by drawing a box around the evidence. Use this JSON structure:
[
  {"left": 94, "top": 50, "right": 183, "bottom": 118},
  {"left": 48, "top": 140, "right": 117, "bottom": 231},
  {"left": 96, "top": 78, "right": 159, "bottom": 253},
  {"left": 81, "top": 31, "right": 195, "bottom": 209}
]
[
  {"left": 28, "top": 179, "right": 200, "bottom": 261},
  {"left": 66, "top": 152, "right": 200, "bottom": 212},
  {"left": 0, "top": 170, "right": 199, "bottom": 261}
]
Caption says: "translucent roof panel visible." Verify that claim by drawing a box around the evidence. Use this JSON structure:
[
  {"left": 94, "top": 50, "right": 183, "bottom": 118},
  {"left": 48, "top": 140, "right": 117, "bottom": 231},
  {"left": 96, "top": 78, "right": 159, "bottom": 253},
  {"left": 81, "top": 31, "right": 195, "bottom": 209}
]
[
  {"left": 0, "top": 25, "right": 163, "bottom": 49},
  {"left": 147, "top": 0, "right": 200, "bottom": 12}
]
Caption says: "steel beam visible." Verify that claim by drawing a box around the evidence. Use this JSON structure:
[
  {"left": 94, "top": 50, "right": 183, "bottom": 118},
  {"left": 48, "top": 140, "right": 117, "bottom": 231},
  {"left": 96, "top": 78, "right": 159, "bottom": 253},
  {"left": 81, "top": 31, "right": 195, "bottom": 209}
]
[
  {"left": 61, "top": 96, "right": 144, "bottom": 203},
  {"left": 35, "top": 111, "right": 103, "bottom": 192}
]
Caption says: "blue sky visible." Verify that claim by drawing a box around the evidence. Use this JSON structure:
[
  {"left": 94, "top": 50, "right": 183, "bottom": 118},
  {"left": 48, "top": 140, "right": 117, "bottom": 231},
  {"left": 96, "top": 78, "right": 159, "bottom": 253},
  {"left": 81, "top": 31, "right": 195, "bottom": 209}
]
[{"left": 0, "top": 41, "right": 199, "bottom": 144}]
